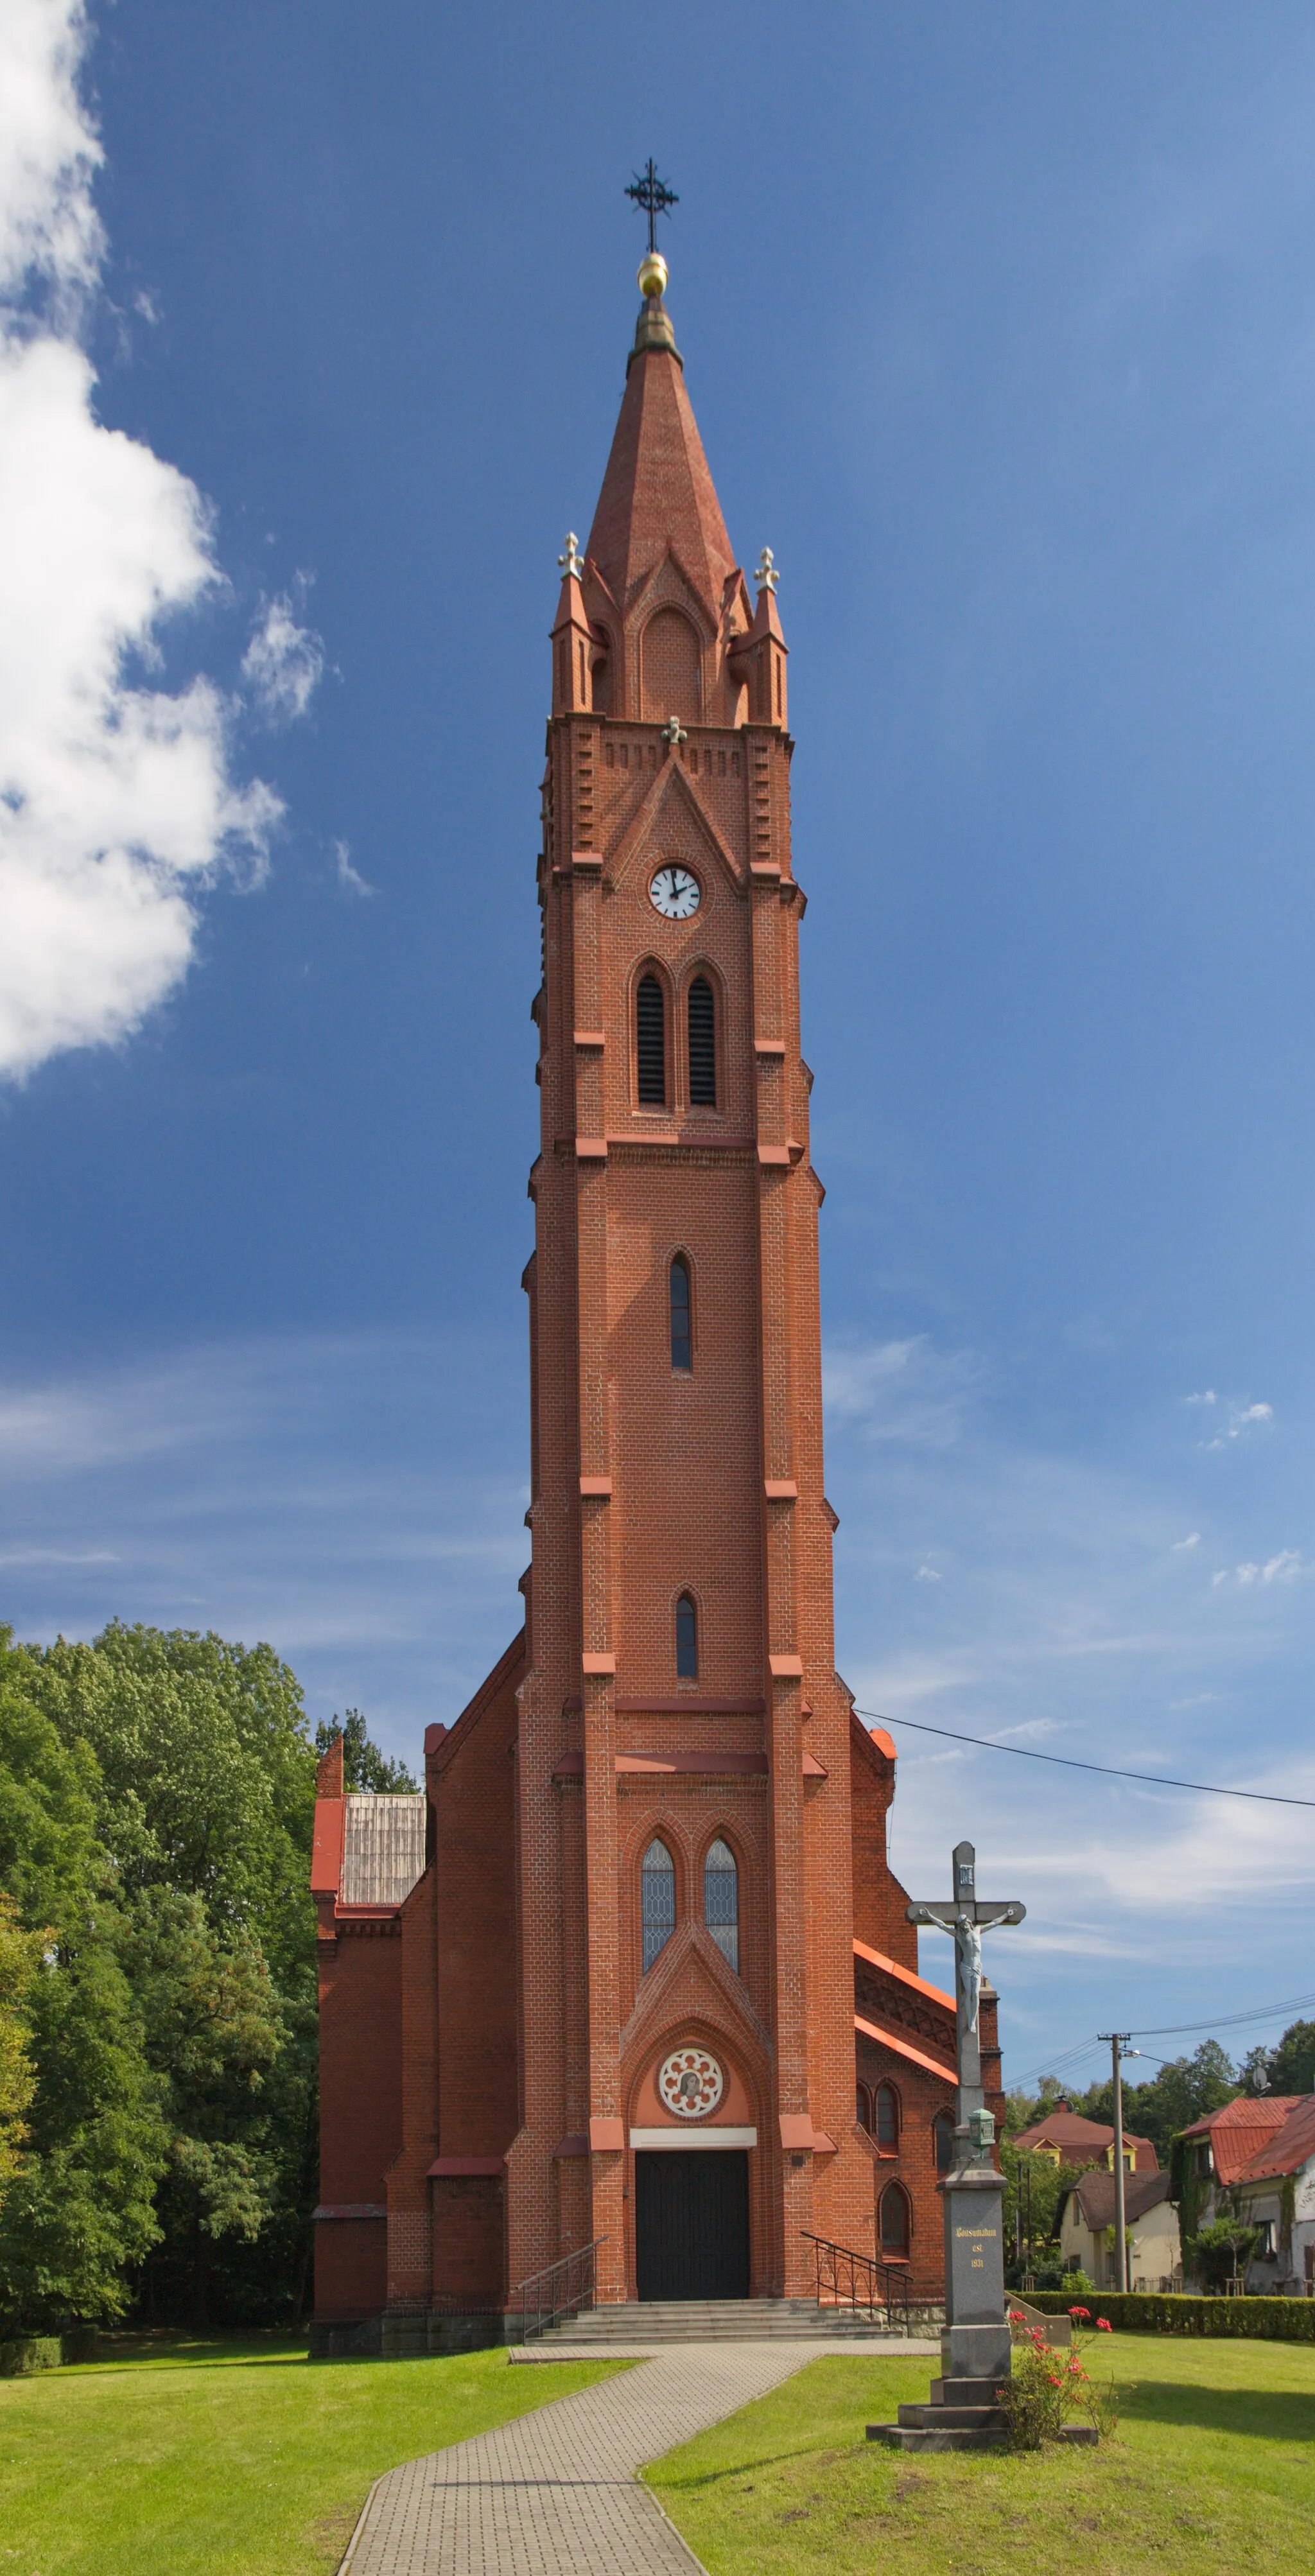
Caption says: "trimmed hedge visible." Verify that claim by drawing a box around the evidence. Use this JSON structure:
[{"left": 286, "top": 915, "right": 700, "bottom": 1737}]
[
  {"left": 1026, "top": 2289, "right": 1315, "bottom": 2341},
  {"left": 0, "top": 2337, "right": 63, "bottom": 2376}
]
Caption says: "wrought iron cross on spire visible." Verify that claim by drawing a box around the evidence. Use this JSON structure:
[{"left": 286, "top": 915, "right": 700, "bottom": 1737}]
[
  {"left": 625, "top": 158, "right": 679, "bottom": 254},
  {"left": 908, "top": 1843, "right": 1025, "bottom": 2131}
]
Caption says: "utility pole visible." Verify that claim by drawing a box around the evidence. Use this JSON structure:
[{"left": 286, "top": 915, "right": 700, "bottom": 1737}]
[{"left": 1099, "top": 2031, "right": 1133, "bottom": 2292}]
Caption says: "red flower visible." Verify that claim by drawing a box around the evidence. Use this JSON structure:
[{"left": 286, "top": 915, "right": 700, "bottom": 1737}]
[
  {"left": 1097, "top": 2317, "right": 1113, "bottom": 2333},
  {"left": 1068, "top": 2304, "right": 1090, "bottom": 2320},
  {"left": 1007, "top": 2308, "right": 1025, "bottom": 2322}
]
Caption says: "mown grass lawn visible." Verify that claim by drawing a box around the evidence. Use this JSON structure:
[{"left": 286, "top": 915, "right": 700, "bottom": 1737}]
[
  {"left": 0, "top": 2333, "right": 626, "bottom": 2576},
  {"left": 645, "top": 2335, "right": 1315, "bottom": 2575}
]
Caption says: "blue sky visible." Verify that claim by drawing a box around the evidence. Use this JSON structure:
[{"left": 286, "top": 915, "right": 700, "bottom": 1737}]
[{"left": 3, "top": 0, "right": 1314, "bottom": 2089}]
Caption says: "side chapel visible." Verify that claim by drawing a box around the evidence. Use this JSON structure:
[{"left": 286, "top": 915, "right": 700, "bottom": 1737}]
[{"left": 310, "top": 246, "right": 1004, "bottom": 2349}]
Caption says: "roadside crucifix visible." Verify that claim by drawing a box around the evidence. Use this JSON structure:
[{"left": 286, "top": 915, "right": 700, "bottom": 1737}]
[
  {"left": 907, "top": 1840, "right": 1025, "bottom": 2139},
  {"left": 905, "top": 1842, "right": 1026, "bottom": 2403}
]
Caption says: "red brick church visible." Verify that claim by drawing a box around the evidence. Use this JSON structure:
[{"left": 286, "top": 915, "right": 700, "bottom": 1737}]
[{"left": 310, "top": 246, "right": 1004, "bottom": 2351}]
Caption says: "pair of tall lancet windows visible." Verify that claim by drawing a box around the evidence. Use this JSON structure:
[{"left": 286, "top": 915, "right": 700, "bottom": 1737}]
[
  {"left": 636, "top": 975, "right": 717, "bottom": 1108},
  {"left": 640, "top": 1836, "right": 739, "bottom": 1975}
]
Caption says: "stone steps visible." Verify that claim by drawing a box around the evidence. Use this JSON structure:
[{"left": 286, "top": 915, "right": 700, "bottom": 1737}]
[
  {"left": 539, "top": 2298, "right": 939, "bottom": 2344},
  {"left": 867, "top": 2371, "right": 1101, "bottom": 2453}
]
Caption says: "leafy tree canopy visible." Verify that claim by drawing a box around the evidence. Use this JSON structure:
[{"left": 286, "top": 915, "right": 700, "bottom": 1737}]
[
  {"left": 314, "top": 1705, "right": 417, "bottom": 1793},
  {"left": 1242, "top": 2020, "right": 1315, "bottom": 2098},
  {"left": 1068, "top": 2041, "right": 1239, "bottom": 2152},
  {"left": 0, "top": 1893, "right": 47, "bottom": 2191}
]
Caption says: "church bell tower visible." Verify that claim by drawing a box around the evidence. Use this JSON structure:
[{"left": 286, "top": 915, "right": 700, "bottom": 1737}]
[
  {"left": 309, "top": 225, "right": 990, "bottom": 2352},
  {"left": 512, "top": 239, "right": 869, "bottom": 2302}
]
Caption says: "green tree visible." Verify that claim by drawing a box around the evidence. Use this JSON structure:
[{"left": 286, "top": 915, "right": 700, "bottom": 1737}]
[
  {"left": 1248, "top": 2020, "right": 1315, "bottom": 2096},
  {"left": 115, "top": 1890, "right": 286, "bottom": 2326},
  {"left": 7, "top": 1622, "right": 322, "bottom": 2327},
  {"left": 0, "top": 1893, "right": 46, "bottom": 2193},
  {"left": 22, "top": 1621, "right": 317, "bottom": 1985},
  {"left": 1074, "top": 2041, "right": 1237, "bottom": 2153},
  {"left": 1188, "top": 2204, "right": 1261, "bottom": 2292},
  {"left": 314, "top": 1706, "right": 417, "bottom": 1793},
  {"left": 0, "top": 1929, "right": 166, "bottom": 2332},
  {"left": 0, "top": 1638, "right": 168, "bottom": 2330}
]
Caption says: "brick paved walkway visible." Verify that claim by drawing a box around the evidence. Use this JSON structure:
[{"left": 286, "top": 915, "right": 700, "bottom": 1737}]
[{"left": 338, "top": 2338, "right": 928, "bottom": 2574}]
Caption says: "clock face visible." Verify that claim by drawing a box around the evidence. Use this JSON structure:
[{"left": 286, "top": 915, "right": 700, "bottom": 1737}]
[{"left": 649, "top": 864, "right": 701, "bottom": 921}]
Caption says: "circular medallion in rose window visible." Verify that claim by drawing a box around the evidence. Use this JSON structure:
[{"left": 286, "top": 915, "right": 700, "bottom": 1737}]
[{"left": 658, "top": 2046, "right": 725, "bottom": 2120}]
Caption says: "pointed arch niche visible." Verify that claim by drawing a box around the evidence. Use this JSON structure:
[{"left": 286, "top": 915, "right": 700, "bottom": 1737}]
[{"left": 641, "top": 608, "right": 702, "bottom": 724}]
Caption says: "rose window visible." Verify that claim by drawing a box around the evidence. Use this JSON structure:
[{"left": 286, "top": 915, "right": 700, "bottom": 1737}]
[{"left": 658, "top": 2046, "right": 725, "bottom": 2120}]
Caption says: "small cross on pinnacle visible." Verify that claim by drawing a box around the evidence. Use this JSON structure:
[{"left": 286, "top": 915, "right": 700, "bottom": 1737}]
[
  {"left": 756, "top": 547, "right": 780, "bottom": 594},
  {"left": 558, "top": 532, "right": 585, "bottom": 582},
  {"left": 625, "top": 159, "right": 679, "bottom": 254}
]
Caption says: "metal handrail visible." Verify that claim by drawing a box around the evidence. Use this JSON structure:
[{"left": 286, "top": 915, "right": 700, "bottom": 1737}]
[
  {"left": 510, "top": 2237, "right": 607, "bottom": 2343},
  {"left": 801, "top": 2229, "right": 915, "bottom": 2329}
]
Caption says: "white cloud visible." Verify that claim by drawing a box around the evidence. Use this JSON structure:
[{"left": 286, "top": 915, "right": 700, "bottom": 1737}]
[
  {"left": 334, "top": 838, "right": 376, "bottom": 898},
  {"left": 0, "top": 0, "right": 103, "bottom": 309},
  {"left": 1201, "top": 1398, "right": 1275, "bottom": 1450},
  {"left": 0, "top": 3, "right": 292, "bottom": 1082},
  {"left": 1210, "top": 1549, "right": 1304, "bottom": 1590},
  {"left": 241, "top": 594, "right": 324, "bottom": 725},
  {"left": 1171, "top": 1531, "right": 1201, "bottom": 1552},
  {"left": 1237, "top": 1550, "right": 1303, "bottom": 1587}
]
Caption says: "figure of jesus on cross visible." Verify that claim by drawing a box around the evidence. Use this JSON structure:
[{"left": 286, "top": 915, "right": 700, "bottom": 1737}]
[{"left": 907, "top": 1840, "right": 1025, "bottom": 2148}]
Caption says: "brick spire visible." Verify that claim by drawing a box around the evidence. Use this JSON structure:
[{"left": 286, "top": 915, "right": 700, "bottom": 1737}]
[{"left": 584, "top": 260, "right": 736, "bottom": 622}]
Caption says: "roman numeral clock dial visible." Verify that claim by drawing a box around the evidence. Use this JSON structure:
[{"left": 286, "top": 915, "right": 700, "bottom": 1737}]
[{"left": 649, "top": 864, "right": 701, "bottom": 920}]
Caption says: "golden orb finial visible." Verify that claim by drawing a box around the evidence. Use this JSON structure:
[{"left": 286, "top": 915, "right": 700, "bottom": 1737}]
[{"left": 638, "top": 249, "right": 668, "bottom": 300}]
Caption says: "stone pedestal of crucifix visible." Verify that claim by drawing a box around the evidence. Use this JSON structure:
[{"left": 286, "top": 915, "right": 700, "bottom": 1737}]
[{"left": 867, "top": 1841, "right": 1025, "bottom": 2453}]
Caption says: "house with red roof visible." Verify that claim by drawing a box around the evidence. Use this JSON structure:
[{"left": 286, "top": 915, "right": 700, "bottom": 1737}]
[
  {"left": 1012, "top": 2102, "right": 1158, "bottom": 2175},
  {"left": 1180, "top": 2095, "right": 1315, "bottom": 2295}
]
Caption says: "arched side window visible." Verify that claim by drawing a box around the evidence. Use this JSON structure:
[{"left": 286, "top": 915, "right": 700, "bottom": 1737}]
[
  {"left": 933, "top": 2110, "right": 955, "bottom": 2175},
  {"left": 879, "top": 2181, "right": 910, "bottom": 2259},
  {"left": 641, "top": 1838, "right": 676, "bottom": 1973},
  {"left": 636, "top": 974, "right": 666, "bottom": 1106},
  {"left": 688, "top": 976, "right": 717, "bottom": 1106},
  {"left": 875, "top": 2082, "right": 900, "bottom": 2155},
  {"left": 857, "top": 2084, "right": 873, "bottom": 2134},
  {"left": 704, "top": 1836, "right": 738, "bottom": 1973},
  {"left": 670, "top": 1257, "right": 692, "bottom": 1370},
  {"left": 675, "top": 1592, "right": 699, "bottom": 1680}
]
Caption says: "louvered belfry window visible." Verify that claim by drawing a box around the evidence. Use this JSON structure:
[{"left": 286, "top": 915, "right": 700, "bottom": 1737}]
[
  {"left": 636, "top": 974, "right": 666, "bottom": 1104},
  {"left": 704, "top": 1836, "right": 739, "bottom": 1972},
  {"left": 641, "top": 1838, "right": 676, "bottom": 1972},
  {"left": 688, "top": 975, "right": 716, "bottom": 1105},
  {"left": 670, "top": 1257, "right": 692, "bottom": 1370}
]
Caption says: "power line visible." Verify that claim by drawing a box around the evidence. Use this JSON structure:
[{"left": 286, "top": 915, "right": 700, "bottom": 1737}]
[
  {"left": 857, "top": 1707, "right": 1315, "bottom": 1808},
  {"left": 1007, "top": 1990, "right": 1315, "bottom": 2092},
  {"left": 1128, "top": 1992, "right": 1315, "bottom": 2040}
]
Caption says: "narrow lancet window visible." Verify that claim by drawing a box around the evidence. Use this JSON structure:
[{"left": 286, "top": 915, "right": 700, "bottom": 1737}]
[
  {"left": 704, "top": 1836, "right": 738, "bottom": 1972},
  {"left": 875, "top": 2082, "right": 900, "bottom": 2154},
  {"left": 688, "top": 975, "right": 716, "bottom": 1105},
  {"left": 670, "top": 1256, "right": 692, "bottom": 1370},
  {"left": 880, "top": 2182, "right": 910, "bottom": 2258},
  {"left": 636, "top": 974, "right": 666, "bottom": 1104},
  {"left": 641, "top": 1837, "right": 676, "bottom": 1972},
  {"left": 933, "top": 2110, "right": 955, "bottom": 2174},
  {"left": 675, "top": 1592, "right": 698, "bottom": 1679}
]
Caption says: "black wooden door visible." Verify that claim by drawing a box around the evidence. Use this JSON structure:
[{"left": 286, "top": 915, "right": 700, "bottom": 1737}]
[{"left": 634, "top": 2151, "right": 750, "bottom": 2299}]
